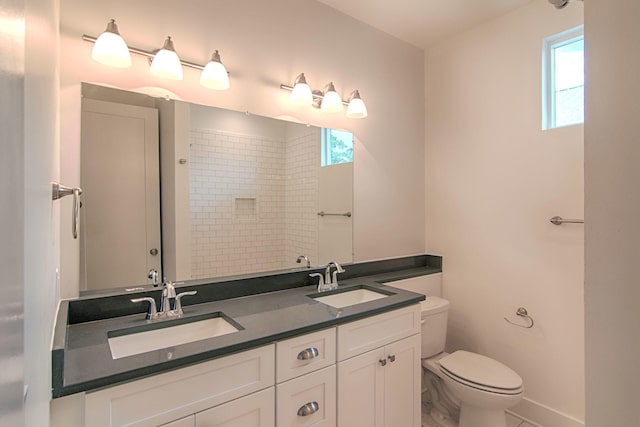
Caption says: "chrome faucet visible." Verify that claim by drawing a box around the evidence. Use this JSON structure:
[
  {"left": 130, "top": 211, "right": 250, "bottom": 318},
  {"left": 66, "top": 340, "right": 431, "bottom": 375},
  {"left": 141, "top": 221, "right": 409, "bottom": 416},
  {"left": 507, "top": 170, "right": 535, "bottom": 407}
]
[
  {"left": 131, "top": 278, "right": 197, "bottom": 320},
  {"left": 296, "top": 255, "right": 311, "bottom": 268},
  {"left": 324, "top": 261, "right": 345, "bottom": 291},
  {"left": 160, "top": 278, "right": 177, "bottom": 314}
]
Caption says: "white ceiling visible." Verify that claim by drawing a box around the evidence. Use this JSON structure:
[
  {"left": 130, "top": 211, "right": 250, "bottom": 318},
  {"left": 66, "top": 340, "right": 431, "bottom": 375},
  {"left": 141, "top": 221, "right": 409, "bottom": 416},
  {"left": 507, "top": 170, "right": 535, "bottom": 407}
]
[{"left": 316, "top": 0, "right": 534, "bottom": 49}]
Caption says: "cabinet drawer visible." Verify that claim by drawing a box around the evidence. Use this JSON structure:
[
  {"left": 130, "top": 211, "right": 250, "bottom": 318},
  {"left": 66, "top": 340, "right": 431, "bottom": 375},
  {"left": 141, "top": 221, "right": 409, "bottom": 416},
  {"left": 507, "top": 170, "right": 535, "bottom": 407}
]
[
  {"left": 85, "top": 345, "right": 275, "bottom": 427},
  {"left": 276, "top": 365, "right": 336, "bottom": 427},
  {"left": 196, "top": 387, "right": 275, "bottom": 427},
  {"left": 276, "top": 327, "right": 336, "bottom": 383},
  {"left": 336, "top": 305, "right": 420, "bottom": 361}
]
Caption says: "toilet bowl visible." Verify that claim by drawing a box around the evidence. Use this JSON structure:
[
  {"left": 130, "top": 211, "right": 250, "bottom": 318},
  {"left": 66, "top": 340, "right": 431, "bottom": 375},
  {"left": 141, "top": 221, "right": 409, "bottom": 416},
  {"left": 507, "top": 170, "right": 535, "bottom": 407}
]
[{"left": 419, "top": 297, "right": 524, "bottom": 427}]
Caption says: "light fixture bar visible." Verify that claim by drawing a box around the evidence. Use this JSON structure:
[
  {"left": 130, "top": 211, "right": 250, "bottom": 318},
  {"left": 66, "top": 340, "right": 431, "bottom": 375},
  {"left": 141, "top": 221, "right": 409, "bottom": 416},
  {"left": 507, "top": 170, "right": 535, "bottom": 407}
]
[
  {"left": 82, "top": 34, "right": 206, "bottom": 71},
  {"left": 280, "top": 83, "right": 349, "bottom": 106}
]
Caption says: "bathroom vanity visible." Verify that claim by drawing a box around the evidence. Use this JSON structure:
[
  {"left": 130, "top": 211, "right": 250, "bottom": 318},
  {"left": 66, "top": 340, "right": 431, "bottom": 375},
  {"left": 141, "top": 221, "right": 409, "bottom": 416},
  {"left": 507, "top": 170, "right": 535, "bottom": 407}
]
[{"left": 52, "top": 255, "right": 442, "bottom": 427}]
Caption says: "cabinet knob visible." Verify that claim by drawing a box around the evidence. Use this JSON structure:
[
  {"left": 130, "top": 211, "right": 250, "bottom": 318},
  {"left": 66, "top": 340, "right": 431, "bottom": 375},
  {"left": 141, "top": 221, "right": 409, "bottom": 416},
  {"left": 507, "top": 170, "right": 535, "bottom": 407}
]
[
  {"left": 379, "top": 358, "right": 387, "bottom": 366},
  {"left": 297, "top": 347, "right": 319, "bottom": 360},
  {"left": 388, "top": 354, "right": 396, "bottom": 363},
  {"left": 297, "top": 401, "right": 319, "bottom": 416}
]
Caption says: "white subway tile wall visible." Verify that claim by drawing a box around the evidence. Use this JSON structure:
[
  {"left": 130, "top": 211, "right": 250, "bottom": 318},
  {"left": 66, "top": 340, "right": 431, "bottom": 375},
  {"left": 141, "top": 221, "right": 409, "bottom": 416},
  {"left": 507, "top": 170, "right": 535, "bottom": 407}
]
[
  {"left": 284, "top": 127, "right": 320, "bottom": 269},
  {"left": 189, "top": 127, "right": 320, "bottom": 278}
]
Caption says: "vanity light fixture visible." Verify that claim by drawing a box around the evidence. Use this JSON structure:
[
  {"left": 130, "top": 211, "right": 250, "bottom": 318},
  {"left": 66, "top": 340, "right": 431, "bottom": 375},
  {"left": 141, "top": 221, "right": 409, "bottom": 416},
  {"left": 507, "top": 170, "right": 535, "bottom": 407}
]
[
  {"left": 90, "top": 19, "right": 131, "bottom": 68},
  {"left": 200, "top": 50, "right": 230, "bottom": 90},
  {"left": 83, "top": 23, "right": 231, "bottom": 89},
  {"left": 320, "top": 82, "right": 344, "bottom": 113},
  {"left": 280, "top": 74, "right": 367, "bottom": 119},
  {"left": 150, "top": 36, "right": 183, "bottom": 80},
  {"left": 289, "top": 73, "right": 313, "bottom": 106},
  {"left": 346, "top": 90, "right": 368, "bottom": 119}
]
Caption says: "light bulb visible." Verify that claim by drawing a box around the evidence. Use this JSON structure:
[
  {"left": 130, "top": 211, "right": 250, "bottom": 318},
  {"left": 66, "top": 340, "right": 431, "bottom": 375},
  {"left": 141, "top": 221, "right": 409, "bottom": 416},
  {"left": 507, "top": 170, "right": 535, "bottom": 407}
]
[
  {"left": 150, "top": 36, "right": 183, "bottom": 80},
  {"left": 320, "top": 82, "right": 344, "bottom": 113},
  {"left": 91, "top": 19, "right": 131, "bottom": 68},
  {"left": 290, "top": 73, "right": 313, "bottom": 106},
  {"left": 200, "top": 50, "right": 230, "bottom": 90},
  {"left": 346, "top": 90, "right": 368, "bottom": 119}
]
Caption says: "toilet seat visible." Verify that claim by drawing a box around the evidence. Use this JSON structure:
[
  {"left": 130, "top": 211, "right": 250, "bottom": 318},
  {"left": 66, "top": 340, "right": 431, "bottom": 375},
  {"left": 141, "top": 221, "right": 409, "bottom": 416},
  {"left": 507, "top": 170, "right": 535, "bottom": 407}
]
[{"left": 439, "top": 351, "right": 523, "bottom": 395}]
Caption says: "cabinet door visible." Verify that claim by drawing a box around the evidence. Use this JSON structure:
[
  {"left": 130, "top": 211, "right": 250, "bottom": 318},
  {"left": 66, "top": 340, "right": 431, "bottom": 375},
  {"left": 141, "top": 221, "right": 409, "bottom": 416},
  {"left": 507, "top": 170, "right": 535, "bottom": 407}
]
[
  {"left": 337, "top": 347, "right": 385, "bottom": 427},
  {"left": 196, "top": 387, "right": 274, "bottom": 427},
  {"left": 277, "top": 365, "right": 336, "bottom": 427},
  {"left": 384, "top": 334, "right": 421, "bottom": 427}
]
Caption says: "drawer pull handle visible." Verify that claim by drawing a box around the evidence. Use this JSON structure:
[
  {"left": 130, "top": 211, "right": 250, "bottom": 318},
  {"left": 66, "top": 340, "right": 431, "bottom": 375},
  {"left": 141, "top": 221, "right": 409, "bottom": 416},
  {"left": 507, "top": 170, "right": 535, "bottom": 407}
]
[
  {"left": 379, "top": 358, "right": 387, "bottom": 366},
  {"left": 388, "top": 354, "right": 396, "bottom": 363},
  {"left": 297, "top": 347, "right": 319, "bottom": 360},
  {"left": 297, "top": 401, "right": 319, "bottom": 416}
]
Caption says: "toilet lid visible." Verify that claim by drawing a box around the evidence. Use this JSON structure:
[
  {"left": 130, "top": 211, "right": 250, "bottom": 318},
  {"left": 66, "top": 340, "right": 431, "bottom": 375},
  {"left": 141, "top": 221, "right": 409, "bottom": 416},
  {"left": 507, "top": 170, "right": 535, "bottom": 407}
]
[{"left": 439, "top": 351, "right": 522, "bottom": 391}]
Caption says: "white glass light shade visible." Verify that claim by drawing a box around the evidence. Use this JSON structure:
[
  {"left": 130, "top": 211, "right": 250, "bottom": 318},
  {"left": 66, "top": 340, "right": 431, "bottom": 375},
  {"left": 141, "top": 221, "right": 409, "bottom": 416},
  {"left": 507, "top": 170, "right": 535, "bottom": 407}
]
[
  {"left": 200, "top": 51, "right": 230, "bottom": 90},
  {"left": 290, "top": 82, "right": 313, "bottom": 105},
  {"left": 346, "top": 91, "right": 368, "bottom": 119},
  {"left": 321, "top": 83, "right": 344, "bottom": 113},
  {"left": 150, "top": 37, "right": 183, "bottom": 80},
  {"left": 91, "top": 20, "right": 131, "bottom": 68},
  {"left": 290, "top": 73, "right": 313, "bottom": 106}
]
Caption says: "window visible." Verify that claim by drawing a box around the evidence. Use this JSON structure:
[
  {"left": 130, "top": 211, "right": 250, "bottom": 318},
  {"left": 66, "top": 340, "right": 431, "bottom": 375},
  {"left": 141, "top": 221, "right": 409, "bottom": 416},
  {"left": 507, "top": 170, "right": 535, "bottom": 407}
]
[
  {"left": 321, "top": 128, "right": 353, "bottom": 166},
  {"left": 543, "top": 26, "right": 584, "bottom": 129}
]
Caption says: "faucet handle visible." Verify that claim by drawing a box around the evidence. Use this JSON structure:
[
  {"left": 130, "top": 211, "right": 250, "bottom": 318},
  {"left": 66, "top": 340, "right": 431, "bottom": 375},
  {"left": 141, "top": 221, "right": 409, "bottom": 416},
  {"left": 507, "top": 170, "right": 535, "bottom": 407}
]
[
  {"left": 162, "top": 277, "right": 177, "bottom": 298},
  {"left": 174, "top": 291, "right": 197, "bottom": 316},
  {"left": 310, "top": 273, "right": 327, "bottom": 292},
  {"left": 332, "top": 269, "right": 344, "bottom": 287},
  {"left": 131, "top": 297, "right": 158, "bottom": 320}
]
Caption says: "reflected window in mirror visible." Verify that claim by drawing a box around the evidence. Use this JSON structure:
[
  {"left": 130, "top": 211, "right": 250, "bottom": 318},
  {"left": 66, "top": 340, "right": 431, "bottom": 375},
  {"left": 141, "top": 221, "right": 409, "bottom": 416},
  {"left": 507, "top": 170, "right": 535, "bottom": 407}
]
[{"left": 321, "top": 129, "right": 353, "bottom": 166}]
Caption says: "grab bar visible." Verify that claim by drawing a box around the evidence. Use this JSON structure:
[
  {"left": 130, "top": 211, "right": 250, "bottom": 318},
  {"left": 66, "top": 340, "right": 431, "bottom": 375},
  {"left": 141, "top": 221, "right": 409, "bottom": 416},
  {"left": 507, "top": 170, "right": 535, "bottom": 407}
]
[
  {"left": 550, "top": 216, "right": 584, "bottom": 225},
  {"left": 52, "top": 183, "right": 83, "bottom": 239},
  {"left": 317, "top": 211, "right": 352, "bottom": 218}
]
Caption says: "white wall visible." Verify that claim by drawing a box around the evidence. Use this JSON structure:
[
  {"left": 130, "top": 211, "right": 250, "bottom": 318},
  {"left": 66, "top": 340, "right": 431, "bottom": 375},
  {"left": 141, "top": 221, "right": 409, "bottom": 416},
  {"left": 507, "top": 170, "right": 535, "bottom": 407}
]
[
  {"left": 585, "top": 1, "right": 640, "bottom": 426},
  {"left": 425, "top": 2, "right": 584, "bottom": 426},
  {"left": 59, "top": 0, "right": 425, "bottom": 297}
]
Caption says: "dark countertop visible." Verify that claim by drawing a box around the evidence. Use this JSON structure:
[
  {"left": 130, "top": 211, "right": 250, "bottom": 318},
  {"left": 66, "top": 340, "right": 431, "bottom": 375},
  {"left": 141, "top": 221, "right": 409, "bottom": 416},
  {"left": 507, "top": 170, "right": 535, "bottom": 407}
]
[{"left": 52, "top": 255, "right": 441, "bottom": 398}]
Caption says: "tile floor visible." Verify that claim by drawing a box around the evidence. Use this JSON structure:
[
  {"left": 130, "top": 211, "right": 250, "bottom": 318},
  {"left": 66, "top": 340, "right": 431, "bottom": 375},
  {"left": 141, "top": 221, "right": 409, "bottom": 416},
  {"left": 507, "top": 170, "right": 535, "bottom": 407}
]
[
  {"left": 421, "top": 406, "right": 540, "bottom": 427},
  {"left": 506, "top": 411, "right": 540, "bottom": 427}
]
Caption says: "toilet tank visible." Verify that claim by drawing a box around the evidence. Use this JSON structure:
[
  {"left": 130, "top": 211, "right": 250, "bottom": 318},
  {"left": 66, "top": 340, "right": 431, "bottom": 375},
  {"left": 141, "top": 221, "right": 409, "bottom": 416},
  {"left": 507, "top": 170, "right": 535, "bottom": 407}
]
[{"left": 420, "top": 297, "right": 450, "bottom": 358}]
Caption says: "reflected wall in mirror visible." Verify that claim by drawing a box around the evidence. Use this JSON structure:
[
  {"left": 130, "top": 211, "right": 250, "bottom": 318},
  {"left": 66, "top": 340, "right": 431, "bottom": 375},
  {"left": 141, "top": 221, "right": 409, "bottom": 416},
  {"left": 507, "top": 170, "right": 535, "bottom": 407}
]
[{"left": 79, "top": 83, "right": 353, "bottom": 291}]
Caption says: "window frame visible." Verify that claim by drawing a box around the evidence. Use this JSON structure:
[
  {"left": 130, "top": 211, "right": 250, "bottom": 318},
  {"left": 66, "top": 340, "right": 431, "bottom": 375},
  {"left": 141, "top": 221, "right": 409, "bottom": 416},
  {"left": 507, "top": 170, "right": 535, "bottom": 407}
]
[{"left": 542, "top": 25, "right": 584, "bottom": 130}]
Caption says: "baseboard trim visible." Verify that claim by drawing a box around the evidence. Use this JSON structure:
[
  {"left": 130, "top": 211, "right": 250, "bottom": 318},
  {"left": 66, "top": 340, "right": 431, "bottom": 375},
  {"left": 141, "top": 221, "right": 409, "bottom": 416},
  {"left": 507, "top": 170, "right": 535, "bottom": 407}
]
[{"left": 510, "top": 397, "right": 584, "bottom": 427}]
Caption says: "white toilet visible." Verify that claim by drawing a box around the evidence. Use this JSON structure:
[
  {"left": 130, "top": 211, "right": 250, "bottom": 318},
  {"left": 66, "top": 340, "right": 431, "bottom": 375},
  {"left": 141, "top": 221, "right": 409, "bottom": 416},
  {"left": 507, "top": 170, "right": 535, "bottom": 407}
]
[{"left": 419, "top": 296, "right": 524, "bottom": 427}]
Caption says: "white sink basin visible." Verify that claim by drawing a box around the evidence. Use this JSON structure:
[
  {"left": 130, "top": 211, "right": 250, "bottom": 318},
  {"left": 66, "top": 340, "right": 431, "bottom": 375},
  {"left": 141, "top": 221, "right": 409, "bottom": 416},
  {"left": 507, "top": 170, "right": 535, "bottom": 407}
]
[
  {"left": 312, "top": 288, "right": 389, "bottom": 309},
  {"left": 108, "top": 315, "right": 240, "bottom": 359}
]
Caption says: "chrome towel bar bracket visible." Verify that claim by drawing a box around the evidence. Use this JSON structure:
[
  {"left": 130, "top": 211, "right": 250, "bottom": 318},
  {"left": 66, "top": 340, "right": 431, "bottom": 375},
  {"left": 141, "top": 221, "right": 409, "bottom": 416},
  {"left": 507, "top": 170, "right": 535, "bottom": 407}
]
[
  {"left": 52, "top": 182, "right": 83, "bottom": 239},
  {"left": 550, "top": 216, "right": 584, "bottom": 225}
]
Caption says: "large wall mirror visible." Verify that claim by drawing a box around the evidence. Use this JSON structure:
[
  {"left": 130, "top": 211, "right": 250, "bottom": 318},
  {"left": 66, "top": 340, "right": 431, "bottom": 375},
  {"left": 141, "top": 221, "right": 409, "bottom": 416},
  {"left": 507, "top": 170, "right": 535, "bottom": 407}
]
[{"left": 78, "top": 83, "right": 354, "bottom": 292}]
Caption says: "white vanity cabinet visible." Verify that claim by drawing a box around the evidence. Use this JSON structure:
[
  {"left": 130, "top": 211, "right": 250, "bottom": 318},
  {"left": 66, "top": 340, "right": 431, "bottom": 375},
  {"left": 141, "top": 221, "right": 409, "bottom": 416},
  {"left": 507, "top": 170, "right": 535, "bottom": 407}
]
[
  {"left": 336, "top": 305, "right": 422, "bottom": 427},
  {"left": 80, "top": 304, "right": 422, "bottom": 427},
  {"left": 85, "top": 345, "right": 275, "bottom": 427}
]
